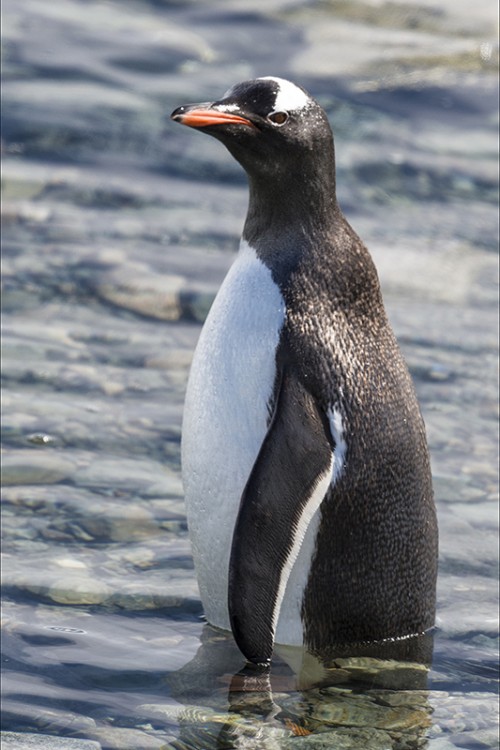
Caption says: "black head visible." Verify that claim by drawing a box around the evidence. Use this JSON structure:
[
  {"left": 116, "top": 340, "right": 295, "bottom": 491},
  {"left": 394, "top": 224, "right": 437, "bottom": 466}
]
[{"left": 171, "top": 77, "right": 335, "bottom": 182}]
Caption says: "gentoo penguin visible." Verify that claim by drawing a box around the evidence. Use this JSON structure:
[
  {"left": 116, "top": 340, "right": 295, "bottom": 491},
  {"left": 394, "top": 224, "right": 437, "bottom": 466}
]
[{"left": 171, "top": 76, "right": 438, "bottom": 667}]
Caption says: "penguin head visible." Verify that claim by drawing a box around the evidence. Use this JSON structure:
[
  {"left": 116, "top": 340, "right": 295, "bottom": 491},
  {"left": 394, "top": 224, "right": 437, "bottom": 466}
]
[{"left": 171, "top": 77, "right": 334, "bottom": 180}]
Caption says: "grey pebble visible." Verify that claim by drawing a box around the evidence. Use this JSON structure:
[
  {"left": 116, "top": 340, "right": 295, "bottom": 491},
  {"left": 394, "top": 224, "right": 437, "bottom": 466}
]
[
  {"left": 72, "top": 457, "right": 179, "bottom": 495},
  {"left": 85, "top": 725, "right": 169, "bottom": 749},
  {"left": 48, "top": 576, "right": 113, "bottom": 605},
  {"left": 96, "top": 266, "right": 185, "bottom": 321},
  {"left": 1, "top": 451, "right": 75, "bottom": 486}
]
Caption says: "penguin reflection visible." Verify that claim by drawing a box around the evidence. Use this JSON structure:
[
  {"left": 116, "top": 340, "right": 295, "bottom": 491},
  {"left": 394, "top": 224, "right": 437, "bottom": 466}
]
[{"left": 166, "top": 624, "right": 434, "bottom": 750}]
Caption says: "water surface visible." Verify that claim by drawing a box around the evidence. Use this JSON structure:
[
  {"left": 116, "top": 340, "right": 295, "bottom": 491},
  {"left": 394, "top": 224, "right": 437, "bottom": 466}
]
[{"left": 1, "top": 1, "right": 499, "bottom": 748}]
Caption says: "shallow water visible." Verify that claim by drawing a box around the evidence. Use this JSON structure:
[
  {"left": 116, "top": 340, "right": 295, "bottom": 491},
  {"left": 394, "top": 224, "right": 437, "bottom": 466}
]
[{"left": 1, "top": 0, "right": 499, "bottom": 748}]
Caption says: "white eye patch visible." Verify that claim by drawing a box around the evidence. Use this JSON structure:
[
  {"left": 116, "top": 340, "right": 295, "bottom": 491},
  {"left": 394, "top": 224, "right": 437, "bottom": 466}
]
[{"left": 258, "top": 76, "right": 310, "bottom": 112}]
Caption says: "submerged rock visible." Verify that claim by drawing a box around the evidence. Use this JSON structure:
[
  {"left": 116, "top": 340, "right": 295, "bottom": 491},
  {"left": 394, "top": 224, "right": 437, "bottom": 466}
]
[
  {"left": 48, "top": 577, "right": 112, "bottom": 605},
  {"left": 1, "top": 452, "right": 75, "bottom": 486}
]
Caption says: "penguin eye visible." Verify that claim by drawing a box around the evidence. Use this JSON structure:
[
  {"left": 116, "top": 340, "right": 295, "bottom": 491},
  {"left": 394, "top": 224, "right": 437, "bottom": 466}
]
[{"left": 267, "top": 110, "right": 288, "bottom": 126}]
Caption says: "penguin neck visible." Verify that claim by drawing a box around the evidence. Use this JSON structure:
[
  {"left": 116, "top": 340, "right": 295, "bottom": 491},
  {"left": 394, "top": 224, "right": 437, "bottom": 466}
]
[{"left": 242, "top": 153, "right": 340, "bottom": 265}]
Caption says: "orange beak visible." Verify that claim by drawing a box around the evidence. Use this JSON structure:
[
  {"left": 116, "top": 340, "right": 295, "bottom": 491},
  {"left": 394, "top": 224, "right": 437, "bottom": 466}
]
[{"left": 171, "top": 106, "right": 256, "bottom": 130}]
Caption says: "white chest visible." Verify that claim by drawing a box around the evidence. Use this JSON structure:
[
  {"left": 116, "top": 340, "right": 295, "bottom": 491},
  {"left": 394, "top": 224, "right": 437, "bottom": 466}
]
[{"left": 181, "top": 240, "right": 286, "bottom": 629}]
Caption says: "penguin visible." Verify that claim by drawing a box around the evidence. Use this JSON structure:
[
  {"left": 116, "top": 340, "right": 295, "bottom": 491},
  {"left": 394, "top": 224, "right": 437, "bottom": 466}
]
[{"left": 171, "top": 76, "right": 438, "bottom": 667}]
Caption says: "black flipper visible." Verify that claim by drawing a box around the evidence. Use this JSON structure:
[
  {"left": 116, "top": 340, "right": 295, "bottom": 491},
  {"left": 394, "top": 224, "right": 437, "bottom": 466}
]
[{"left": 228, "top": 369, "right": 334, "bottom": 666}]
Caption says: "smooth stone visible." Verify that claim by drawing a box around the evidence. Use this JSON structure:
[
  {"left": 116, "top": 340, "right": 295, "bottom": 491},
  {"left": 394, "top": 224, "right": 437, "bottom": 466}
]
[
  {"left": 144, "top": 349, "right": 193, "bottom": 371},
  {"left": 281, "top": 727, "right": 394, "bottom": 749},
  {"left": 53, "top": 557, "right": 88, "bottom": 570},
  {"left": 110, "top": 584, "right": 198, "bottom": 611},
  {"left": 326, "top": 657, "right": 429, "bottom": 690},
  {"left": 77, "top": 505, "right": 158, "bottom": 543},
  {"left": 119, "top": 547, "right": 155, "bottom": 567},
  {"left": 1, "top": 700, "right": 97, "bottom": 735},
  {"left": 368, "top": 689, "right": 430, "bottom": 709},
  {"left": 141, "top": 475, "right": 184, "bottom": 500},
  {"left": 309, "top": 692, "right": 428, "bottom": 732},
  {"left": 0, "top": 733, "right": 101, "bottom": 750},
  {"left": 48, "top": 577, "right": 112, "bottom": 605},
  {"left": 86, "top": 726, "right": 167, "bottom": 749},
  {"left": 110, "top": 590, "right": 172, "bottom": 611},
  {"left": 72, "top": 458, "right": 174, "bottom": 495},
  {"left": 1, "top": 452, "right": 75, "bottom": 486},
  {"left": 95, "top": 266, "right": 185, "bottom": 321}
]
